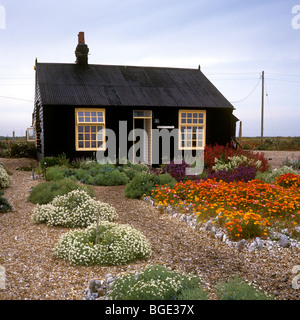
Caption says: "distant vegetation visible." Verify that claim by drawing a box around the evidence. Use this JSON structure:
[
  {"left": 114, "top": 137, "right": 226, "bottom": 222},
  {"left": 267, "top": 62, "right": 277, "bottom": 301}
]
[{"left": 240, "top": 136, "right": 300, "bottom": 151}]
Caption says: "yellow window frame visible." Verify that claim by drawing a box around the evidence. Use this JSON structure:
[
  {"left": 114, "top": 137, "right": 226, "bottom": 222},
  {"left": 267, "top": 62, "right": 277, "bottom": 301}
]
[
  {"left": 75, "top": 108, "right": 106, "bottom": 151},
  {"left": 132, "top": 110, "right": 152, "bottom": 165},
  {"left": 178, "top": 110, "right": 206, "bottom": 150}
]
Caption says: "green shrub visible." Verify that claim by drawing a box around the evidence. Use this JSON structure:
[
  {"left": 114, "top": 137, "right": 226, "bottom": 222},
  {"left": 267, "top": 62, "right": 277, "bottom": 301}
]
[
  {"left": 215, "top": 276, "right": 274, "bottom": 300},
  {"left": 108, "top": 264, "right": 207, "bottom": 300},
  {"left": 124, "top": 172, "right": 175, "bottom": 199},
  {"left": 93, "top": 170, "right": 130, "bottom": 186},
  {"left": 45, "top": 166, "right": 75, "bottom": 181},
  {"left": 40, "top": 157, "right": 59, "bottom": 169},
  {"left": 32, "top": 189, "right": 117, "bottom": 227},
  {"left": 0, "top": 191, "right": 12, "bottom": 213},
  {"left": 0, "top": 166, "right": 11, "bottom": 189},
  {"left": 75, "top": 168, "right": 91, "bottom": 182},
  {"left": 53, "top": 221, "right": 152, "bottom": 266},
  {"left": 121, "top": 163, "right": 148, "bottom": 180},
  {"left": 2, "top": 140, "right": 37, "bottom": 159},
  {"left": 28, "top": 178, "right": 94, "bottom": 204}
]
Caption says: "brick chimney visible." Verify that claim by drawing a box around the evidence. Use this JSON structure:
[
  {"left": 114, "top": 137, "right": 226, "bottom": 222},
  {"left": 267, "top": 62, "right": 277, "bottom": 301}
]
[{"left": 75, "top": 32, "right": 89, "bottom": 65}]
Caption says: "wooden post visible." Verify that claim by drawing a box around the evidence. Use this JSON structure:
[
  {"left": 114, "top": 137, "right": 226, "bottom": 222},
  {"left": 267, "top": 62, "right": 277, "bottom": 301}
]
[
  {"left": 261, "top": 71, "right": 264, "bottom": 145},
  {"left": 238, "top": 121, "right": 242, "bottom": 146}
]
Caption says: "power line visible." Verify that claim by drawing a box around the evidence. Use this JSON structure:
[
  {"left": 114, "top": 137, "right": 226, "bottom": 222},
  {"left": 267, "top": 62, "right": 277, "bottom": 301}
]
[
  {"left": 0, "top": 95, "right": 33, "bottom": 102},
  {"left": 267, "top": 72, "right": 300, "bottom": 78},
  {"left": 230, "top": 76, "right": 261, "bottom": 103}
]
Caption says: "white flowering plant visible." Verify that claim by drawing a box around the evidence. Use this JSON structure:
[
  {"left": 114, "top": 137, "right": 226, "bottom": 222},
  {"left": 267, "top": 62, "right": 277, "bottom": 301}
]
[
  {"left": 107, "top": 264, "right": 207, "bottom": 300},
  {"left": 53, "top": 222, "right": 152, "bottom": 266},
  {"left": 31, "top": 189, "right": 118, "bottom": 227},
  {"left": 0, "top": 165, "right": 11, "bottom": 189},
  {"left": 212, "top": 155, "right": 262, "bottom": 172}
]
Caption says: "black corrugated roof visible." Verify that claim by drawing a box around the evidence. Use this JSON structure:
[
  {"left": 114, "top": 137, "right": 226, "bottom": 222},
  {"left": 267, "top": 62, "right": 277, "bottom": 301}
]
[{"left": 36, "top": 62, "right": 234, "bottom": 109}]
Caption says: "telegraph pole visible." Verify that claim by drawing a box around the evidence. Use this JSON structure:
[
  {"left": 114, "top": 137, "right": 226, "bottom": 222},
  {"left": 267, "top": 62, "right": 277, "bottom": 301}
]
[{"left": 261, "top": 71, "right": 264, "bottom": 145}]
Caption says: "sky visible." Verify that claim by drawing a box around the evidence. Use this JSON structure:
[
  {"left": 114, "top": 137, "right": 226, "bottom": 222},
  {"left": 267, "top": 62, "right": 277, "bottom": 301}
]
[{"left": 0, "top": 0, "right": 299, "bottom": 137}]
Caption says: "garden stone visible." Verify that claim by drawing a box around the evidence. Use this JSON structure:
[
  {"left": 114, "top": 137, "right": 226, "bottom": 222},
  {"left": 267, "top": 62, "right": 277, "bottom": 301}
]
[
  {"left": 215, "top": 232, "right": 224, "bottom": 240},
  {"left": 205, "top": 220, "right": 213, "bottom": 231},
  {"left": 280, "top": 235, "right": 290, "bottom": 248},
  {"left": 88, "top": 279, "right": 97, "bottom": 293},
  {"left": 235, "top": 239, "right": 246, "bottom": 250},
  {"left": 222, "top": 234, "right": 227, "bottom": 242},
  {"left": 255, "top": 237, "right": 263, "bottom": 250},
  {"left": 248, "top": 242, "right": 257, "bottom": 252},
  {"left": 181, "top": 214, "right": 187, "bottom": 222}
]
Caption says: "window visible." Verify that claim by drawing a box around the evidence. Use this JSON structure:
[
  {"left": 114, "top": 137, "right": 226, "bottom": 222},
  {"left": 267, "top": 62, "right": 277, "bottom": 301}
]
[
  {"left": 179, "top": 110, "right": 206, "bottom": 150},
  {"left": 75, "top": 108, "right": 105, "bottom": 151},
  {"left": 26, "top": 127, "right": 35, "bottom": 142}
]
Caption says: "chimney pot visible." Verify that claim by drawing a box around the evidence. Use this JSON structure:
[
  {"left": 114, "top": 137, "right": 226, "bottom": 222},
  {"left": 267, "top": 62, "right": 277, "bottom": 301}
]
[
  {"left": 78, "top": 32, "right": 85, "bottom": 44},
  {"left": 75, "top": 32, "right": 89, "bottom": 65}
]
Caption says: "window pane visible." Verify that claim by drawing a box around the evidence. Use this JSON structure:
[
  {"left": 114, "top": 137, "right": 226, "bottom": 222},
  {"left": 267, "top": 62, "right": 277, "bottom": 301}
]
[
  {"left": 97, "top": 126, "right": 103, "bottom": 132},
  {"left": 78, "top": 134, "right": 84, "bottom": 140},
  {"left": 78, "top": 111, "right": 83, "bottom": 117},
  {"left": 198, "top": 119, "right": 203, "bottom": 124},
  {"left": 85, "top": 112, "right": 90, "bottom": 117},
  {"left": 198, "top": 113, "right": 203, "bottom": 118},
  {"left": 97, "top": 134, "right": 103, "bottom": 141},
  {"left": 187, "top": 118, "right": 192, "bottom": 123},
  {"left": 91, "top": 141, "right": 96, "bottom": 148},
  {"left": 181, "top": 113, "right": 186, "bottom": 118},
  {"left": 91, "top": 112, "right": 96, "bottom": 117},
  {"left": 98, "top": 117, "right": 104, "bottom": 122},
  {"left": 98, "top": 141, "right": 103, "bottom": 148},
  {"left": 134, "top": 110, "right": 151, "bottom": 118},
  {"left": 97, "top": 112, "right": 103, "bottom": 117},
  {"left": 92, "top": 117, "right": 97, "bottom": 122},
  {"left": 85, "top": 141, "right": 90, "bottom": 148},
  {"left": 91, "top": 126, "right": 96, "bottom": 132},
  {"left": 78, "top": 126, "right": 83, "bottom": 132},
  {"left": 78, "top": 141, "right": 84, "bottom": 148},
  {"left": 85, "top": 117, "right": 90, "bottom": 122},
  {"left": 91, "top": 134, "right": 96, "bottom": 141},
  {"left": 85, "top": 134, "right": 90, "bottom": 140},
  {"left": 181, "top": 119, "right": 186, "bottom": 124},
  {"left": 187, "top": 113, "right": 192, "bottom": 118},
  {"left": 78, "top": 117, "right": 84, "bottom": 122},
  {"left": 84, "top": 126, "right": 90, "bottom": 132}
]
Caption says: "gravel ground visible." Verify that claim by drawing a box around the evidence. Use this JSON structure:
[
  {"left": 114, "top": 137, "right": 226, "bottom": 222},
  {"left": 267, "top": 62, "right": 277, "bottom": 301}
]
[{"left": 0, "top": 154, "right": 300, "bottom": 300}]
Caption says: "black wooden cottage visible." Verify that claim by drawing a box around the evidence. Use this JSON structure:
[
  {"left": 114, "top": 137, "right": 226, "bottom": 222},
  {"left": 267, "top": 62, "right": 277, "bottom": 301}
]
[{"left": 32, "top": 32, "right": 238, "bottom": 164}]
